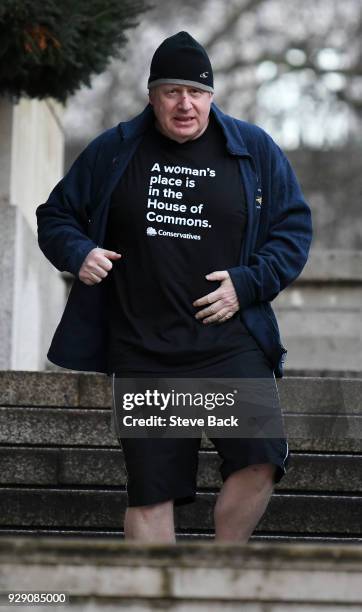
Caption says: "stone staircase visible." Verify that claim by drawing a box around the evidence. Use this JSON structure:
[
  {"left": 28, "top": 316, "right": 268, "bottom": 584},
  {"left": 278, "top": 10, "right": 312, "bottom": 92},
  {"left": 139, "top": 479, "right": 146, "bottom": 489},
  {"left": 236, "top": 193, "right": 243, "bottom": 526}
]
[
  {"left": 0, "top": 370, "right": 361, "bottom": 542},
  {"left": 274, "top": 249, "right": 362, "bottom": 374},
  {"left": 1, "top": 537, "right": 361, "bottom": 611}
]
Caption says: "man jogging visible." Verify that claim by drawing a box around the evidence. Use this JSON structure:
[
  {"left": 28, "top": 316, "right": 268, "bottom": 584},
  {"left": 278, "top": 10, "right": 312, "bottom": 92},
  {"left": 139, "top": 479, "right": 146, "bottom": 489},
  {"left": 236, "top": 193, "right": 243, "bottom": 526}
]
[{"left": 36, "top": 31, "right": 313, "bottom": 543}]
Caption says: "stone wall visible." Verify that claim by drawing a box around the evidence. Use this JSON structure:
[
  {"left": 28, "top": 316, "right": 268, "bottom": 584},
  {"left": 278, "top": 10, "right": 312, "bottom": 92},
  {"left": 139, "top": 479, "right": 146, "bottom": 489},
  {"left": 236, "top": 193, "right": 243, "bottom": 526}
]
[
  {"left": 276, "top": 250, "right": 362, "bottom": 373},
  {"left": 0, "top": 97, "right": 66, "bottom": 370},
  {"left": 287, "top": 147, "right": 362, "bottom": 250}
]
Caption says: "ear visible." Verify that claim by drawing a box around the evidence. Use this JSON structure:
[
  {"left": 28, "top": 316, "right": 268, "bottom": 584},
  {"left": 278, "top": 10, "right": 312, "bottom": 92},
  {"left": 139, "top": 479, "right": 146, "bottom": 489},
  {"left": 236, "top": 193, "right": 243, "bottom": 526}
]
[{"left": 148, "top": 90, "right": 154, "bottom": 106}]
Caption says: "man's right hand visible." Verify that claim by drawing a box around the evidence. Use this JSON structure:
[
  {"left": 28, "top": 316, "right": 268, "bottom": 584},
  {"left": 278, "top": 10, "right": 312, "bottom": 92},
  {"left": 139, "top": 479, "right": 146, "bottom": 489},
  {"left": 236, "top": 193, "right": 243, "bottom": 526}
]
[{"left": 78, "top": 247, "right": 122, "bottom": 285}]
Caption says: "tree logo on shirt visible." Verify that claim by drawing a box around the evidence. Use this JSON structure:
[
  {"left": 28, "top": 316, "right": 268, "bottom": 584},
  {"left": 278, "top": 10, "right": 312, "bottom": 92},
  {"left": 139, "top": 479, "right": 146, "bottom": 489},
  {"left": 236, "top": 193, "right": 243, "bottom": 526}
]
[{"left": 146, "top": 226, "right": 157, "bottom": 236}]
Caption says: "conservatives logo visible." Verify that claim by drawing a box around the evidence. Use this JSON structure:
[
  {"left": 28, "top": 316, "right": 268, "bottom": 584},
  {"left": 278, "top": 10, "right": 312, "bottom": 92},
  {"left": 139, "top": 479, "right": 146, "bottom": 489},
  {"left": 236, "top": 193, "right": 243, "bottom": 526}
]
[{"left": 146, "top": 226, "right": 157, "bottom": 236}]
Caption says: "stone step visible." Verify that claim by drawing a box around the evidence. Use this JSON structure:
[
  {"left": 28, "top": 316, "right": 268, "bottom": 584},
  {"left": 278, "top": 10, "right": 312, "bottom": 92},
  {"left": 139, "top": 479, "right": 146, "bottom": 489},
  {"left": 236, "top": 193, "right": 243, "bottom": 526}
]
[
  {"left": 0, "top": 370, "right": 111, "bottom": 407},
  {"left": 277, "top": 337, "right": 362, "bottom": 371},
  {"left": 0, "top": 488, "right": 361, "bottom": 535},
  {"left": 0, "top": 447, "right": 361, "bottom": 493},
  {"left": 278, "top": 311, "right": 361, "bottom": 336},
  {"left": 295, "top": 249, "right": 362, "bottom": 282},
  {"left": 1, "top": 371, "right": 360, "bottom": 542},
  {"left": 285, "top": 368, "right": 362, "bottom": 378},
  {"left": 1, "top": 405, "right": 360, "bottom": 452},
  {"left": 0, "top": 528, "right": 361, "bottom": 544},
  {"left": 276, "top": 285, "right": 362, "bottom": 309},
  {"left": 0, "top": 371, "right": 361, "bottom": 413},
  {"left": 0, "top": 536, "right": 361, "bottom": 610},
  {"left": 271, "top": 250, "right": 362, "bottom": 372}
]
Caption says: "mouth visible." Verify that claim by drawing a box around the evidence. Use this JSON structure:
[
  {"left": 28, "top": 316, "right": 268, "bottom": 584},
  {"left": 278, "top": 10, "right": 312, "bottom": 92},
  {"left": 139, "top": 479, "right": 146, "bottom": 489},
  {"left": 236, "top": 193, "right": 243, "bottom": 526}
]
[{"left": 173, "top": 116, "right": 195, "bottom": 125}]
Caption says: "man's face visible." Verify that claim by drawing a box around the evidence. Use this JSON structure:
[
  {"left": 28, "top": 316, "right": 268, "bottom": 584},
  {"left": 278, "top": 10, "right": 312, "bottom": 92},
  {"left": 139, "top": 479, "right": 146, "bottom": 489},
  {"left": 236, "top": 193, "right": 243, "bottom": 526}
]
[{"left": 148, "top": 84, "right": 213, "bottom": 143}]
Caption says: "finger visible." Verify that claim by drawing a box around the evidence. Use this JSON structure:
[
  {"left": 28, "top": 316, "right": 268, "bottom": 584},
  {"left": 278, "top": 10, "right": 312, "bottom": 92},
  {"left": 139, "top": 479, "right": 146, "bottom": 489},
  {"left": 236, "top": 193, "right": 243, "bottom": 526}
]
[
  {"left": 101, "top": 249, "right": 122, "bottom": 259},
  {"left": 201, "top": 309, "right": 227, "bottom": 325},
  {"left": 195, "top": 300, "right": 224, "bottom": 320},
  {"left": 97, "top": 252, "right": 122, "bottom": 272},
  {"left": 87, "top": 271, "right": 104, "bottom": 283},
  {"left": 97, "top": 258, "right": 114, "bottom": 272},
  {"left": 87, "top": 264, "right": 109, "bottom": 278},
  {"left": 193, "top": 288, "right": 222, "bottom": 308},
  {"left": 205, "top": 271, "right": 229, "bottom": 282},
  {"left": 203, "top": 308, "right": 235, "bottom": 325},
  {"left": 217, "top": 311, "right": 234, "bottom": 324}
]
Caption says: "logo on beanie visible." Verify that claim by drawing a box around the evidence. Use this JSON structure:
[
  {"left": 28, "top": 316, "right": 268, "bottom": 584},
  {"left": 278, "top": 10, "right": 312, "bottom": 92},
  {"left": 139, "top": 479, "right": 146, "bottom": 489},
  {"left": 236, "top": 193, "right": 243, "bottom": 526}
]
[{"left": 200, "top": 72, "right": 209, "bottom": 78}]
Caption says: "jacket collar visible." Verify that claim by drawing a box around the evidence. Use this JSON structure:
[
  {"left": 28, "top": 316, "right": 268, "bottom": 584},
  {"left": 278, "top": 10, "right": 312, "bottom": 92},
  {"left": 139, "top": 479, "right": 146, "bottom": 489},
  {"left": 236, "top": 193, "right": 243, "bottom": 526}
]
[{"left": 117, "top": 102, "right": 251, "bottom": 157}]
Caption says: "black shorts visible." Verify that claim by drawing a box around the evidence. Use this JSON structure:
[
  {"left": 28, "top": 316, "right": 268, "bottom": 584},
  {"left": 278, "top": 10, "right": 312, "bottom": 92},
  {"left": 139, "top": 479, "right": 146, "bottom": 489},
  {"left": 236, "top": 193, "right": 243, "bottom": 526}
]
[{"left": 113, "top": 347, "right": 290, "bottom": 507}]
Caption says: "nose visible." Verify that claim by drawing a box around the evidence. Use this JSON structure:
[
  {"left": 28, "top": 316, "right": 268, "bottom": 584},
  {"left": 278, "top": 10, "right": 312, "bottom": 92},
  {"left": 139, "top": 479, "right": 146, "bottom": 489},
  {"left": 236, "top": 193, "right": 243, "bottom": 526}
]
[{"left": 178, "top": 93, "right": 192, "bottom": 111}]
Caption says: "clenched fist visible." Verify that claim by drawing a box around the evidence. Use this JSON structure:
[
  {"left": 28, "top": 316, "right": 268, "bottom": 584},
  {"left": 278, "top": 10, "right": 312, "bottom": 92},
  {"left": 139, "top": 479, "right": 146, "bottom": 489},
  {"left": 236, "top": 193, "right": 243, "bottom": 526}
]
[{"left": 78, "top": 247, "right": 122, "bottom": 286}]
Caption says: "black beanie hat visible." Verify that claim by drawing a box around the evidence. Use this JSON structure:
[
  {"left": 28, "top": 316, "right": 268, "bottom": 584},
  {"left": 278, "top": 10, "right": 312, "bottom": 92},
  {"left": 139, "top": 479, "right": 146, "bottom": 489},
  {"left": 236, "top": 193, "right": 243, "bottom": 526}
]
[{"left": 148, "top": 31, "right": 214, "bottom": 93}]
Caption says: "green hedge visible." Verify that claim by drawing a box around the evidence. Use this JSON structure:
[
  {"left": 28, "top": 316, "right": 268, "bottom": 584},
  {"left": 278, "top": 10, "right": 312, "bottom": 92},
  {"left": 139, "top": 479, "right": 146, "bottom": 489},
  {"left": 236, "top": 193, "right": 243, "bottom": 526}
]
[{"left": 0, "top": 0, "right": 148, "bottom": 102}]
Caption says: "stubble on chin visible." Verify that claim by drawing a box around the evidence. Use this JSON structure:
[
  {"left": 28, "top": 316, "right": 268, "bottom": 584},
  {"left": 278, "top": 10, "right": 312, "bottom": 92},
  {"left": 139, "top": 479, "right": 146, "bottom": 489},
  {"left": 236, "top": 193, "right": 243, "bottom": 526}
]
[{"left": 154, "top": 116, "right": 210, "bottom": 143}]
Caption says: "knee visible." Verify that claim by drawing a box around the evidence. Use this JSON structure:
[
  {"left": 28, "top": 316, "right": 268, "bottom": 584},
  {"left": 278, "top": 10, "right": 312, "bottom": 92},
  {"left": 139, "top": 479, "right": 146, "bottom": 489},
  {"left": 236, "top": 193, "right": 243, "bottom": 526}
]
[
  {"left": 227, "top": 462, "right": 276, "bottom": 495},
  {"left": 248, "top": 463, "right": 277, "bottom": 486},
  {"left": 127, "top": 499, "right": 173, "bottom": 522},
  {"left": 248, "top": 463, "right": 276, "bottom": 492}
]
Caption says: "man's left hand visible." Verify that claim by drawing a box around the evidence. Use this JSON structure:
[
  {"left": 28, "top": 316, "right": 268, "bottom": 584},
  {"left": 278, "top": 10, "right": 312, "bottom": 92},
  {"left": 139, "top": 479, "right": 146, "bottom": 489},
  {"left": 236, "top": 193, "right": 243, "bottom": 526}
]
[{"left": 192, "top": 270, "right": 240, "bottom": 324}]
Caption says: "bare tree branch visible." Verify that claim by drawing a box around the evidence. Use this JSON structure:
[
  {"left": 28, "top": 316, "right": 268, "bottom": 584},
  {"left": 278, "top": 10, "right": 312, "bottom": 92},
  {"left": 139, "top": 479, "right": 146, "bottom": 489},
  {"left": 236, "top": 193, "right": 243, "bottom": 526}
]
[
  {"left": 64, "top": 0, "right": 362, "bottom": 149},
  {"left": 215, "top": 53, "right": 362, "bottom": 77},
  {"left": 203, "top": 0, "right": 266, "bottom": 50}
]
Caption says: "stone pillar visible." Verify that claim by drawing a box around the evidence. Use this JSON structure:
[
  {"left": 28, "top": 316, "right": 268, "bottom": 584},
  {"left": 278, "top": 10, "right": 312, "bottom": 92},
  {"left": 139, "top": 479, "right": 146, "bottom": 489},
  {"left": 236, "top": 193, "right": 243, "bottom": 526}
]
[{"left": 0, "top": 96, "right": 66, "bottom": 370}]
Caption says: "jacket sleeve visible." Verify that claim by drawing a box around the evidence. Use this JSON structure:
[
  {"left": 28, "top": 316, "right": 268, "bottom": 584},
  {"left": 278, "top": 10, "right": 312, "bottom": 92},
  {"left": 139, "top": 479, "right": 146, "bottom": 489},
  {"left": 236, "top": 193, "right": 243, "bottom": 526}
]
[
  {"left": 227, "top": 145, "right": 313, "bottom": 307},
  {"left": 35, "top": 146, "right": 98, "bottom": 276}
]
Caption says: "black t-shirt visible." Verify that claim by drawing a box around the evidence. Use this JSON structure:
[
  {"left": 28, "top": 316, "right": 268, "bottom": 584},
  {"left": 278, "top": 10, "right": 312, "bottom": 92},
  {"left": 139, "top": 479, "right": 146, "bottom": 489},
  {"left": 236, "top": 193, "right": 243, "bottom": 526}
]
[{"left": 104, "top": 114, "right": 259, "bottom": 374}]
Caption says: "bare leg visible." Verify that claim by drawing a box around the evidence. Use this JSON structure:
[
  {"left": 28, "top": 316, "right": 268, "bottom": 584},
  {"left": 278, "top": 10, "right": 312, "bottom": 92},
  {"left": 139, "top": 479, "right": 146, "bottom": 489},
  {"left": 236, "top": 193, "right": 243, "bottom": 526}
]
[
  {"left": 124, "top": 499, "right": 176, "bottom": 543},
  {"left": 214, "top": 463, "right": 276, "bottom": 543}
]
